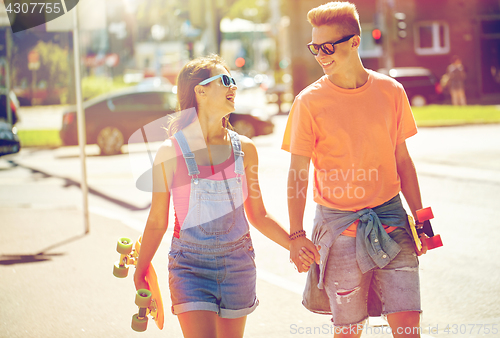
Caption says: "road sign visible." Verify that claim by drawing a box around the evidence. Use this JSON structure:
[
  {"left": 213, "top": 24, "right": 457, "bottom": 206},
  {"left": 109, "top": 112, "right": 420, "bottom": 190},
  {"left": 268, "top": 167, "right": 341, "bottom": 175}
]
[{"left": 28, "top": 50, "right": 40, "bottom": 70}]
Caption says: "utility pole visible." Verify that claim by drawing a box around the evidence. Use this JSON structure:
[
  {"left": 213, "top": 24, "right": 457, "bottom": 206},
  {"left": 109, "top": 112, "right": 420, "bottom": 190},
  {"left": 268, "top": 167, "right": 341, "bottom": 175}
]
[
  {"left": 5, "top": 28, "right": 12, "bottom": 126},
  {"left": 72, "top": 5, "right": 90, "bottom": 234},
  {"left": 377, "top": 0, "right": 395, "bottom": 69},
  {"left": 269, "top": 0, "right": 280, "bottom": 73},
  {"left": 205, "top": 0, "right": 219, "bottom": 54}
]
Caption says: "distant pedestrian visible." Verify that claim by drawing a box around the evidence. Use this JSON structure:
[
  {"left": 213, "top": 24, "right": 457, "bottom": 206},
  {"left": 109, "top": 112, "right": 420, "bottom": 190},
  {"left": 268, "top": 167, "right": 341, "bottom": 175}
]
[{"left": 447, "top": 55, "right": 467, "bottom": 106}]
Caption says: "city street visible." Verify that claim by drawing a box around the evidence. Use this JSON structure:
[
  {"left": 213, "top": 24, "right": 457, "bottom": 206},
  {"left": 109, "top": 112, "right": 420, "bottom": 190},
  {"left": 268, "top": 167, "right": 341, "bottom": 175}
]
[{"left": 1, "top": 115, "right": 500, "bottom": 337}]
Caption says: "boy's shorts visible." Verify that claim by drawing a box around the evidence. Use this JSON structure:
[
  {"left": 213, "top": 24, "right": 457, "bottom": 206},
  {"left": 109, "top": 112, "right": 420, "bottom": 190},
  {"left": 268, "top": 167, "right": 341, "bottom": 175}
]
[{"left": 324, "top": 228, "right": 421, "bottom": 327}]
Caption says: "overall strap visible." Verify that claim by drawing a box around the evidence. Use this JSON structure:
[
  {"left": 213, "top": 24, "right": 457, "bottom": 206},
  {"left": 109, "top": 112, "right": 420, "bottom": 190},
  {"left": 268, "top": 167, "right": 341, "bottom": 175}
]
[
  {"left": 228, "top": 130, "right": 245, "bottom": 175},
  {"left": 173, "top": 131, "right": 200, "bottom": 176}
]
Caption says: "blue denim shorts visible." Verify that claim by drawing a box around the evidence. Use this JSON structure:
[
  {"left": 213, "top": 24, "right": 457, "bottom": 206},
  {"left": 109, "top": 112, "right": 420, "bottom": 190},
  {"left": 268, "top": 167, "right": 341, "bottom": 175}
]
[
  {"left": 168, "top": 235, "right": 258, "bottom": 319},
  {"left": 324, "top": 228, "right": 421, "bottom": 326}
]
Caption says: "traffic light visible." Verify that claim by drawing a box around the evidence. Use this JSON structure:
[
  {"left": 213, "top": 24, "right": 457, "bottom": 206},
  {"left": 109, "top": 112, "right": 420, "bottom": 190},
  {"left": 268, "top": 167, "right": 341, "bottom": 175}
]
[
  {"left": 372, "top": 28, "right": 382, "bottom": 45},
  {"left": 395, "top": 12, "right": 407, "bottom": 39},
  {"left": 235, "top": 57, "right": 245, "bottom": 68}
]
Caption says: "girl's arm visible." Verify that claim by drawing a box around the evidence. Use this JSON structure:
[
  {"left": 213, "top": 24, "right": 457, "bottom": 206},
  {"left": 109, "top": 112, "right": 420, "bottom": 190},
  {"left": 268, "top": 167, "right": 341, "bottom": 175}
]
[
  {"left": 134, "top": 141, "right": 176, "bottom": 291},
  {"left": 287, "top": 154, "right": 320, "bottom": 272},
  {"left": 241, "top": 137, "right": 290, "bottom": 250},
  {"left": 240, "top": 137, "right": 316, "bottom": 269}
]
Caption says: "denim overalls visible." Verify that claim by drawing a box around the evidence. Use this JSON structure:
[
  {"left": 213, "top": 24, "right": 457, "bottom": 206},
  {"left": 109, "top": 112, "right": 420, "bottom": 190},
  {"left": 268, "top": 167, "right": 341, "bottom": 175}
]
[{"left": 168, "top": 129, "right": 258, "bottom": 319}]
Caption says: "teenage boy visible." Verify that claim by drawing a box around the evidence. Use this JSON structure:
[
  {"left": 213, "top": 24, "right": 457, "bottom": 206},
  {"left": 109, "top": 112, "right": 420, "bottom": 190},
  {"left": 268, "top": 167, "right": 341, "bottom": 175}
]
[{"left": 283, "top": 2, "right": 428, "bottom": 337}]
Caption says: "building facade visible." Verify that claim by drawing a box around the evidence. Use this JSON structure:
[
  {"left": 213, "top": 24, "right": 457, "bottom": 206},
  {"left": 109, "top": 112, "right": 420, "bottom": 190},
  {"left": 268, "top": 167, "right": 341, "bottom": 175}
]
[{"left": 288, "top": 0, "right": 500, "bottom": 104}]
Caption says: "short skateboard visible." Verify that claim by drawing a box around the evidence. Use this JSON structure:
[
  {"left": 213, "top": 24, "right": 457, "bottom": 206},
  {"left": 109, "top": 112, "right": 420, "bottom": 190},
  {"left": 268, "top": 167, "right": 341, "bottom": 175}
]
[
  {"left": 408, "top": 207, "right": 443, "bottom": 251},
  {"left": 113, "top": 237, "right": 164, "bottom": 332}
]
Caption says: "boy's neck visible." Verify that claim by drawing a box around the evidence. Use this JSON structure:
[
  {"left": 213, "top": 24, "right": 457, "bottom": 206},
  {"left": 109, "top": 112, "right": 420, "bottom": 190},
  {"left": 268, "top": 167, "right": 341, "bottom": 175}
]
[{"left": 327, "top": 60, "right": 369, "bottom": 90}]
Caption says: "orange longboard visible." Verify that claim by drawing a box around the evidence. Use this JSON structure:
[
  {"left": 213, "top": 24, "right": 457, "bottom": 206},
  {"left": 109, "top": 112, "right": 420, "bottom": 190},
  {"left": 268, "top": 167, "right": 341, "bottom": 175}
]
[
  {"left": 408, "top": 207, "right": 443, "bottom": 252},
  {"left": 113, "top": 237, "right": 164, "bottom": 332}
]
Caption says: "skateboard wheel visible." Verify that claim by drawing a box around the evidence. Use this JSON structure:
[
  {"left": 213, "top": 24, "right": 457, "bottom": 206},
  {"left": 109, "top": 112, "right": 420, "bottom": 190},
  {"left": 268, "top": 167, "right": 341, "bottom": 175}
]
[
  {"left": 135, "top": 289, "right": 152, "bottom": 308},
  {"left": 117, "top": 238, "right": 133, "bottom": 254},
  {"left": 425, "top": 235, "right": 443, "bottom": 250},
  {"left": 132, "top": 313, "right": 148, "bottom": 332},
  {"left": 113, "top": 261, "right": 129, "bottom": 278},
  {"left": 416, "top": 207, "right": 434, "bottom": 223}
]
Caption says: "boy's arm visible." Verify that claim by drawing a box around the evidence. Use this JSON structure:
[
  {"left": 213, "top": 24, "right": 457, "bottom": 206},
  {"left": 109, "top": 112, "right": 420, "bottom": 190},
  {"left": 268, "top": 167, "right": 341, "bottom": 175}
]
[
  {"left": 395, "top": 141, "right": 423, "bottom": 219},
  {"left": 396, "top": 141, "right": 430, "bottom": 255},
  {"left": 288, "top": 154, "right": 319, "bottom": 272}
]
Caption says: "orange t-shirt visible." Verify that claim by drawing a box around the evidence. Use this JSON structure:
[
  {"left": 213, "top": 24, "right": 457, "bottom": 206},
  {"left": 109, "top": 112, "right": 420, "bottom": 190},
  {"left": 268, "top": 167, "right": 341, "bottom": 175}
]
[{"left": 282, "top": 70, "right": 417, "bottom": 219}]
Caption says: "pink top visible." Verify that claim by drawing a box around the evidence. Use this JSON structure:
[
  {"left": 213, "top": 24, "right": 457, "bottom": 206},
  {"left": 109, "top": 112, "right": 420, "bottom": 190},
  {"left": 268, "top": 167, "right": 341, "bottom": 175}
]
[{"left": 170, "top": 138, "right": 245, "bottom": 238}]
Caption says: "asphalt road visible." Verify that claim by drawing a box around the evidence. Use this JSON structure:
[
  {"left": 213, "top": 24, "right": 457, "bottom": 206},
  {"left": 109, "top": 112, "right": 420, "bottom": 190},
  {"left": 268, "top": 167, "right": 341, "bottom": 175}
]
[{"left": 1, "top": 114, "right": 500, "bottom": 337}]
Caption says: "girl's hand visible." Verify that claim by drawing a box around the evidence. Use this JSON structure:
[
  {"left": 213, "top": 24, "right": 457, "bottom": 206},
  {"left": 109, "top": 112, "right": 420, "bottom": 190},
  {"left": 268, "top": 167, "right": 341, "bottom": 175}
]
[{"left": 134, "top": 270, "right": 150, "bottom": 291}]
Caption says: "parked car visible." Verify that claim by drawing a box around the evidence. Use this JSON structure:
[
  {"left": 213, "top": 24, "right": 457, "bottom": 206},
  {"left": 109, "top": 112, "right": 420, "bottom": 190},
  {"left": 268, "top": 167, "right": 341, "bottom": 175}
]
[
  {"left": 377, "top": 67, "right": 444, "bottom": 106},
  {"left": 0, "top": 91, "right": 20, "bottom": 125},
  {"left": 60, "top": 85, "right": 274, "bottom": 155},
  {"left": 137, "top": 76, "right": 173, "bottom": 88},
  {"left": 14, "top": 82, "right": 65, "bottom": 106},
  {"left": 230, "top": 105, "right": 274, "bottom": 139},
  {"left": 0, "top": 91, "right": 20, "bottom": 157},
  {"left": 0, "top": 121, "right": 20, "bottom": 157}
]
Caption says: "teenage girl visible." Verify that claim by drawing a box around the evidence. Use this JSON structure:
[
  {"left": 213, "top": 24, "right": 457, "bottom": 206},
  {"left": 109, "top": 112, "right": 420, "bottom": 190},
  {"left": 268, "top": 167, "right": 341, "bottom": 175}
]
[{"left": 133, "top": 54, "right": 311, "bottom": 338}]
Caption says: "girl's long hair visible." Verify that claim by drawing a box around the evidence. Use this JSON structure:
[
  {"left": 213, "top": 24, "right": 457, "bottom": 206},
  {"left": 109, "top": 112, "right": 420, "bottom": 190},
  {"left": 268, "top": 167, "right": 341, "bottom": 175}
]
[{"left": 166, "top": 54, "right": 232, "bottom": 137}]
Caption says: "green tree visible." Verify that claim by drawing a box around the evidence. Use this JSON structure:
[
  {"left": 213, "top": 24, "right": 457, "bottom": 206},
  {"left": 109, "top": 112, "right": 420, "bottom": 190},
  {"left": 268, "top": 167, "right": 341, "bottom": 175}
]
[
  {"left": 226, "top": 0, "right": 269, "bottom": 23},
  {"left": 33, "top": 41, "right": 70, "bottom": 104}
]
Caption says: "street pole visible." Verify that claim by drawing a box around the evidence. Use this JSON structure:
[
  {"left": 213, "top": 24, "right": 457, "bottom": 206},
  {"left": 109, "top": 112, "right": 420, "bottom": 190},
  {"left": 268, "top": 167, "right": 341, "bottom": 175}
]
[
  {"left": 72, "top": 5, "right": 90, "bottom": 234},
  {"left": 31, "top": 69, "right": 36, "bottom": 106},
  {"left": 5, "top": 29, "right": 12, "bottom": 125},
  {"left": 384, "top": 0, "right": 394, "bottom": 69},
  {"left": 377, "top": 0, "right": 395, "bottom": 70},
  {"left": 205, "top": 0, "right": 218, "bottom": 54},
  {"left": 151, "top": 24, "right": 166, "bottom": 77}
]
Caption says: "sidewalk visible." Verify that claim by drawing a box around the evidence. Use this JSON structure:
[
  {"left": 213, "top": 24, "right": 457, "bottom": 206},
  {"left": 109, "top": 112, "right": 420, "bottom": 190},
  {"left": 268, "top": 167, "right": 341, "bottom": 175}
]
[
  {"left": 2, "top": 206, "right": 430, "bottom": 338},
  {"left": 0, "top": 205, "right": 332, "bottom": 338},
  {"left": 16, "top": 105, "right": 72, "bottom": 131},
  {"left": 0, "top": 206, "right": 441, "bottom": 338},
  {"left": 0, "top": 206, "right": 336, "bottom": 338},
  {"left": 0, "top": 207, "right": 181, "bottom": 338}
]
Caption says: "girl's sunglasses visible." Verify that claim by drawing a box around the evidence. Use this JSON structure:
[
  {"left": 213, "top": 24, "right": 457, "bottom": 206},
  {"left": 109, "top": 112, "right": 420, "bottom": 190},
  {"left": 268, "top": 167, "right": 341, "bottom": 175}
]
[
  {"left": 198, "top": 74, "right": 236, "bottom": 87},
  {"left": 307, "top": 34, "right": 355, "bottom": 56}
]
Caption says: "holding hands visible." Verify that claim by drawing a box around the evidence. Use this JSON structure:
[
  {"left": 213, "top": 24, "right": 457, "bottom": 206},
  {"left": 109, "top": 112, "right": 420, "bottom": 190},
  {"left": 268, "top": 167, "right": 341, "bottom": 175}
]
[{"left": 289, "top": 230, "right": 320, "bottom": 273}]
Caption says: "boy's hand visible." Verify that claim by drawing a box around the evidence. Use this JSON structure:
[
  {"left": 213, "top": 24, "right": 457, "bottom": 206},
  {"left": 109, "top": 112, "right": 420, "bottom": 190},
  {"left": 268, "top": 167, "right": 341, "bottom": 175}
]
[
  {"left": 299, "top": 245, "right": 321, "bottom": 270},
  {"left": 415, "top": 233, "right": 428, "bottom": 256},
  {"left": 290, "top": 237, "right": 320, "bottom": 273}
]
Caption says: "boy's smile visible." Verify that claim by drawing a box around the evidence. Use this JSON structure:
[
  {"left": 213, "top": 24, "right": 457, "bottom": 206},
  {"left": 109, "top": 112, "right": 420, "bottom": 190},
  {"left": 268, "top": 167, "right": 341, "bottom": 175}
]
[{"left": 312, "top": 25, "right": 350, "bottom": 75}]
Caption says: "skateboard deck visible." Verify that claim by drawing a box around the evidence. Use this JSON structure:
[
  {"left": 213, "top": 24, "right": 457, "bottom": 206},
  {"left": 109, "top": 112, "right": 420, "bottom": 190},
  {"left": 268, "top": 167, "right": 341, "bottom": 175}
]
[
  {"left": 408, "top": 207, "right": 443, "bottom": 251},
  {"left": 113, "top": 237, "right": 164, "bottom": 331}
]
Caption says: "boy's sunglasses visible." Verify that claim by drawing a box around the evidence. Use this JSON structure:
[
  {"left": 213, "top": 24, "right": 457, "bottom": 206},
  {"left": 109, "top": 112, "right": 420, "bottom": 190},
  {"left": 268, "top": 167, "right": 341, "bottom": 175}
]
[
  {"left": 198, "top": 74, "right": 236, "bottom": 87},
  {"left": 307, "top": 34, "right": 356, "bottom": 56}
]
